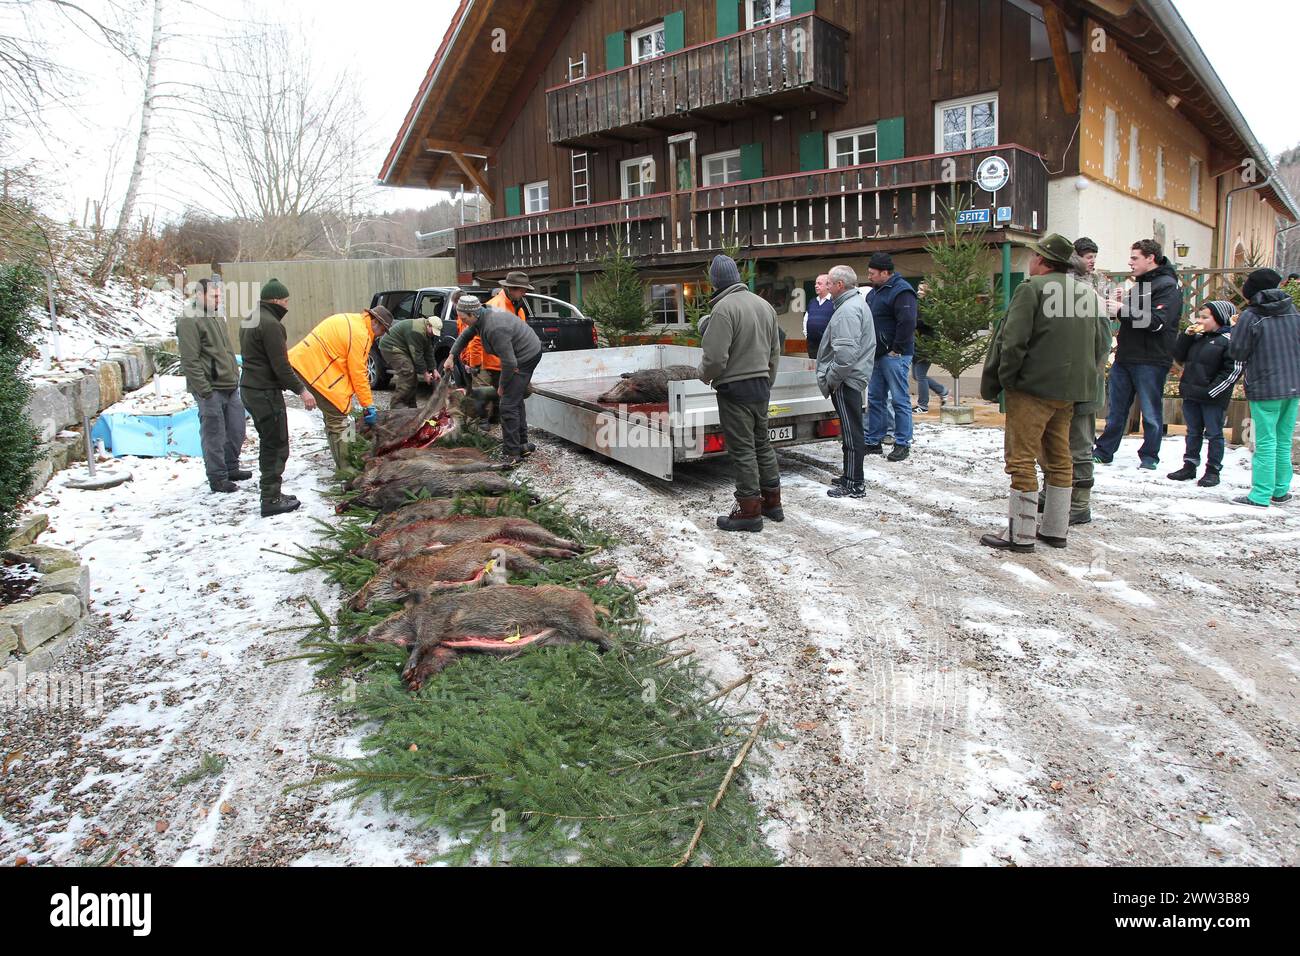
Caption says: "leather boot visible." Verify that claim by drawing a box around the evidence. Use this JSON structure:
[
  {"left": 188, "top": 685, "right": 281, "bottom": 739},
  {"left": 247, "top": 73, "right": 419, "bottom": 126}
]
[
  {"left": 980, "top": 489, "right": 1038, "bottom": 553},
  {"left": 1037, "top": 484, "right": 1071, "bottom": 548},
  {"left": 760, "top": 486, "right": 784, "bottom": 522},
  {"left": 717, "top": 494, "right": 763, "bottom": 532}
]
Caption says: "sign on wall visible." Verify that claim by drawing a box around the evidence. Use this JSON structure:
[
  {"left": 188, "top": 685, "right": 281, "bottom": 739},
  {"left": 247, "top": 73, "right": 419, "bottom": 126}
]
[
  {"left": 975, "top": 156, "right": 1011, "bottom": 193},
  {"left": 958, "top": 208, "right": 992, "bottom": 226}
]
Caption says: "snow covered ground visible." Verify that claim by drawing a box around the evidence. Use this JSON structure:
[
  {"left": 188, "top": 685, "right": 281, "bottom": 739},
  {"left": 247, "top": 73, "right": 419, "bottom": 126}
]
[{"left": 2, "top": 408, "right": 1298, "bottom": 866}]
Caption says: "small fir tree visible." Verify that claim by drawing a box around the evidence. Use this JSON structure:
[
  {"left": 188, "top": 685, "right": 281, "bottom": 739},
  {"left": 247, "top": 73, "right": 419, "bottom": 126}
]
[
  {"left": 584, "top": 227, "right": 651, "bottom": 346},
  {"left": 0, "top": 261, "right": 42, "bottom": 544}
]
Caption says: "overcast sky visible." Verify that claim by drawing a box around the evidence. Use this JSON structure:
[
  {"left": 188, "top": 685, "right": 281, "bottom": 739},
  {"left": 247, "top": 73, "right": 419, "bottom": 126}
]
[{"left": 10, "top": 0, "right": 1299, "bottom": 225}]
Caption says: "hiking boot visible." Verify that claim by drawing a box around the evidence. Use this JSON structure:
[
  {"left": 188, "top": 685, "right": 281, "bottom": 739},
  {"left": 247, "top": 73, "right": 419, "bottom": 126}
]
[
  {"left": 1069, "top": 511, "right": 1092, "bottom": 526},
  {"left": 827, "top": 482, "right": 865, "bottom": 499},
  {"left": 210, "top": 479, "right": 239, "bottom": 493},
  {"left": 1197, "top": 470, "right": 1220, "bottom": 488},
  {"left": 261, "top": 496, "right": 302, "bottom": 517},
  {"left": 524, "top": 442, "right": 537, "bottom": 455},
  {"left": 1272, "top": 493, "right": 1293, "bottom": 504},
  {"left": 229, "top": 469, "right": 254, "bottom": 481},
  {"left": 1167, "top": 464, "right": 1197, "bottom": 481},
  {"left": 1232, "top": 495, "right": 1268, "bottom": 508},
  {"left": 717, "top": 495, "right": 763, "bottom": 532},
  {"left": 760, "top": 486, "right": 784, "bottom": 522},
  {"left": 1036, "top": 532, "right": 1068, "bottom": 549},
  {"left": 864, "top": 443, "right": 884, "bottom": 456},
  {"left": 830, "top": 474, "right": 847, "bottom": 488},
  {"left": 887, "top": 445, "right": 910, "bottom": 462}
]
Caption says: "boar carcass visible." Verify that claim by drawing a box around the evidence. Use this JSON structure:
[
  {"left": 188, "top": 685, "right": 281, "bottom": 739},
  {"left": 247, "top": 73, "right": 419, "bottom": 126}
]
[
  {"left": 338, "top": 471, "right": 517, "bottom": 514},
  {"left": 356, "top": 516, "right": 582, "bottom": 564},
  {"left": 365, "top": 375, "right": 463, "bottom": 456},
  {"left": 597, "top": 365, "right": 700, "bottom": 404},
  {"left": 349, "top": 453, "right": 512, "bottom": 492},
  {"left": 368, "top": 496, "right": 515, "bottom": 537},
  {"left": 361, "top": 585, "right": 612, "bottom": 690},
  {"left": 348, "top": 542, "right": 546, "bottom": 610}
]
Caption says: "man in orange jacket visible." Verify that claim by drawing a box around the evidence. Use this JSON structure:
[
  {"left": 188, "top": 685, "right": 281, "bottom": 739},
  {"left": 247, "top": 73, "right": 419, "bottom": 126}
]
[
  {"left": 289, "top": 306, "right": 394, "bottom": 470},
  {"left": 459, "top": 271, "right": 532, "bottom": 395}
]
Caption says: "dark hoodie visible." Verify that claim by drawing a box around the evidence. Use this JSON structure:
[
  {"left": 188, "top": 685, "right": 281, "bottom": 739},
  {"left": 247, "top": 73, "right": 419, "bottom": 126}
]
[
  {"left": 1229, "top": 289, "right": 1300, "bottom": 401},
  {"left": 1114, "top": 257, "right": 1180, "bottom": 368},
  {"left": 1172, "top": 323, "right": 1242, "bottom": 408}
]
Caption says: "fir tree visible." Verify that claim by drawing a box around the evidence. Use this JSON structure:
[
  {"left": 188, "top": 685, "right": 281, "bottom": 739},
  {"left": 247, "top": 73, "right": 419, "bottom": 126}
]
[
  {"left": 921, "top": 200, "right": 1001, "bottom": 407},
  {"left": 0, "top": 261, "right": 41, "bottom": 544},
  {"left": 584, "top": 227, "right": 651, "bottom": 346}
]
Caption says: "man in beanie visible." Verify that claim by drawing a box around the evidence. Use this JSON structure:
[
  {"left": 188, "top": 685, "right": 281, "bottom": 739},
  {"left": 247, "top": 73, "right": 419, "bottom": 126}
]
[
  {"left": 863, "top": 252, "right": 917, "bottom": 462},
  {"left": 699, "top": 253, "right": 783, "bottom": 531},
  {"left": 177, "top": 277, "right": 250, "bottom": 494},
  {"left": 1167, "top": 301, "right": 1242, "bottom": 488},
  {"left": 239, "top": 278, "right": 317, "bottom": 517},
  {"left": 1092, "top": 239, "right": 1181, "bottom": 469},
  {"left": 444, "top": 294, "right": 543, "bottom": 463},
  {"left": 979, "top": 235, "right": 1111, "bottom": 553},
  {"left": 1229, "top": 268, "right": 1300, "bottom": 507},
  {"left": 816, "top": 265, "right": 875, "bottom": 498},
  {"left": 289, "top": 305, "right": 393, "bottom": 471}
]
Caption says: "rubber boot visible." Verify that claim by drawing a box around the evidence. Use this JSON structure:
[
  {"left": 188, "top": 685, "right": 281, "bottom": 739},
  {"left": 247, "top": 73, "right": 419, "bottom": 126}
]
[
  {"left": 717, "top": 494, "right": 763, "bottom": 533},
  {"left": 980, "top": 489, "right": 1038, "bottom": 553},
  {"left": 1037, "top": 484, "right": 1071, "bottom": 548},
  {"left": 761, "top": 486, "right": 784, "bottom": 522},
  {"left": 1069, "top": 485, "right": 1092, "bottom": 525}
]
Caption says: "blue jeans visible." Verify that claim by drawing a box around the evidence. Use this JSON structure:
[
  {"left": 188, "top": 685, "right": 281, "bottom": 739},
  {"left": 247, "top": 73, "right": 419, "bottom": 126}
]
[
  {"left": 866, "top": 354, "right": 914, "bottom": 447},
  {"left": 1182, "top": 400, "right": 1225, "bottom": 472},
  {"left": 912, "top": 360, "right": 948, "bottom": 409},
  {"left": 1093, "top": 363, "right": 1168, "bottom": 465}
]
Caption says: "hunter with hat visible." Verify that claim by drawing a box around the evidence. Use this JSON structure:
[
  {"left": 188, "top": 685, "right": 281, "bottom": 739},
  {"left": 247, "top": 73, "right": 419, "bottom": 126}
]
[
  {"left": 460, "top": 270, "right": 533, "bottom": 397},
  {"left": 444, "top": 294, "right": 544, "bottom": 463},
  {"left": 979, "top": 234, "right": 1111, "bottom": 553},
  {"left": 289, "top": 304, "right": 394, "bottom": 471},
  {"left": 238, "top": 278, "right": 318, "bottom": 517}
]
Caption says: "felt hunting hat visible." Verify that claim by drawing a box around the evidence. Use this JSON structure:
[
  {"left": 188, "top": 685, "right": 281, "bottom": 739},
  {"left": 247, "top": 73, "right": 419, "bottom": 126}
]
[
  {"left": 502, "top": 271, "right": 535, "bottom": 290},
  {"left": 366, "top": 305, "right": 395, "bottom": 330},
  {"left": 1027, "top": 233, "right": 1076, "bottom": 268}
]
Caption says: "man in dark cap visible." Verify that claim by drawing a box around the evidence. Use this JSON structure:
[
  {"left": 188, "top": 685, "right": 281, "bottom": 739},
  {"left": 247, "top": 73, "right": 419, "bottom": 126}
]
[
  {"left": 864, "top": 252, "right": 917, "bottom": 462},
  {"left": 698, "top": 254, "right": 783, "bottom": 531},
  {"left": 979, "top": 235, "right": 1111, "bottom": 553},
  {"left": 1229, "top": 268, "right": 1300, "bottom": 507}
]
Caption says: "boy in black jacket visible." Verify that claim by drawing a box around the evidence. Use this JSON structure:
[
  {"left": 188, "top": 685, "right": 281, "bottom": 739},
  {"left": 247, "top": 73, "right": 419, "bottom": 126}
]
[{"left": 1167, "top": 300, "right": 1242, "bottom": 487}]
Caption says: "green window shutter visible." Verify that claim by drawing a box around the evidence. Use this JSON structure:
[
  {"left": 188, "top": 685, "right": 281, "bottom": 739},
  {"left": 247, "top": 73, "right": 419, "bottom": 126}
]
[
  {"left": 799, "top": 131, "right": 825, "bottom": 171},
  {"left": 740, "top": 142, "right": 764, "bottom": 180},
  {"left": 505, "top": 186, "right": 521, "bottom": 218},
  {"left": 791, "top": 0, "right": 816, "bottom": 13},
  {"left": 556, "top": 280, "right": 571, "bottom": 303},
  {"left": 665, "top": 11, "right": 685, "bottom": 52},
  {"left": 716, "top": 0, "right": 739, "bottom": 37},
  {"left": 877, "top": 116, "right": 905, "bottom": 161},
  {"left": 605, "top": 31, "right": 625, "bottom": 70}
]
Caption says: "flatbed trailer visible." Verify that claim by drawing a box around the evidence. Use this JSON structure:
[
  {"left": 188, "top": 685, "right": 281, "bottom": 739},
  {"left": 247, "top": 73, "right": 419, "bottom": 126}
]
[{"left": 525, "top": 345, "right": 841, "bottom": 480}]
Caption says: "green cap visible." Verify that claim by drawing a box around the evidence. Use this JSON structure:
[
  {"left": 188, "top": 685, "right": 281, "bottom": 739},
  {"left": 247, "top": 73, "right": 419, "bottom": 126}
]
[{"left": 260, "top": 277, "right": 289, "bottom": 300}]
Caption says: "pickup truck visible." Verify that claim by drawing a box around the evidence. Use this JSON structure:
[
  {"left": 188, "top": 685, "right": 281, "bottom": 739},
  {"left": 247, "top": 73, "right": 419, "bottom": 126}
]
[{"left": 366, "top": 286, "right": 597, "bottom": 389}]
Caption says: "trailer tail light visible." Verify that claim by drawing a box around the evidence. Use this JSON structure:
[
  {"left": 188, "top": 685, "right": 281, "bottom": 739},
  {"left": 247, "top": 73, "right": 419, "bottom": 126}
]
[
  {"left": 703, "top": 433, "right": 726, "bottom": 454},
  {"left": 815, "top": 418, "right": 841, "bottom": 438},
  {"left": 591, "top": 326, "right": 598, "bottom": 346}
]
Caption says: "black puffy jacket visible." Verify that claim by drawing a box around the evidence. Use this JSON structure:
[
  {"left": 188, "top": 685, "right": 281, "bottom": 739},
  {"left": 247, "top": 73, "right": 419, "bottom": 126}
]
[
  {"left": 1172, "top": 326, "right": 1242, "bottom": 407},
  {"left": 1115, "top": 258, "right": 1181, "bottom": 368}
]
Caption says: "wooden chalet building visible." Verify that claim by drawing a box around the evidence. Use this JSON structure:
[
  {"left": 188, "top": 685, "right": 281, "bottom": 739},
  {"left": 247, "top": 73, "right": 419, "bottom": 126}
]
[{"left": 380, "top": 0, "right": 1297, "bottom": 340}]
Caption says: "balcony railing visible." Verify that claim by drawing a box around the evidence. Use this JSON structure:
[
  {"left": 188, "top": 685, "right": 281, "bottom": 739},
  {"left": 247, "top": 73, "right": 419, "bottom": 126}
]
[
  {"left": 546, "top": 13, "right": 849, "bottom": 148},
  {"left": 455, "top": 145, "right": 1048, "bottom": 275}
]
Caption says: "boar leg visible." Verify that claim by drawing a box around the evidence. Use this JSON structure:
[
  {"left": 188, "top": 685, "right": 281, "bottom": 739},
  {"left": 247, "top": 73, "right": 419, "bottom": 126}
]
[{"left": 403, "top": 642, "right": 459, "bottom": 691}]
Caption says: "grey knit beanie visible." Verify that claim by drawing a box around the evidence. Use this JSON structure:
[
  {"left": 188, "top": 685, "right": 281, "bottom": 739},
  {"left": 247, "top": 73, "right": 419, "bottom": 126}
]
[{"left": 709, "top": 254, "right": 741, "bottom": 290}]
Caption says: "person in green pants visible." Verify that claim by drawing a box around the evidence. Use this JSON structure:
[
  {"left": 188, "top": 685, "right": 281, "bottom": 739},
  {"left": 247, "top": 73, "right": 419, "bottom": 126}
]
[{"left": 1228, "top": 269, "right": 1300, "bottom": 507}]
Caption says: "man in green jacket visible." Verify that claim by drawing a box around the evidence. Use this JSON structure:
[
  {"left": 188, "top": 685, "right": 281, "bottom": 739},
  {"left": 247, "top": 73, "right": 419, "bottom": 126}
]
[
  {"left": 379, "top": 316, "right": 437, "bottom": 408},
  {"left": 177, "top": 277, "right": 250, "bottom": 493},
  {"left": 979, "top": 234, "right": 1111, "bottom": 554},
  {"left": 238, "top": 278, "right": 317, "bottom": 518},
  {"left": 698, "top": 254, "right": 783, "bottom": 532}
]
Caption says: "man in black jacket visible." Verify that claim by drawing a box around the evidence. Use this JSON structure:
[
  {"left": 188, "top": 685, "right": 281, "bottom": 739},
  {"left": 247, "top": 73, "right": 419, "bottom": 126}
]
[
  {"left": 1092, "top": 239, "right": 1181, "bottom": 469},
  {"left": 239, "top": 278, "right": 316, "bottom": 517},
  {"left": 1167, "top": 300, "right": 1241, "bottom": 488}
]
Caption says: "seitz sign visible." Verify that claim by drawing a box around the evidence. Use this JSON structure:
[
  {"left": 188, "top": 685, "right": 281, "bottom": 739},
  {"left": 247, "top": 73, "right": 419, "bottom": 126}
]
[{"left": 957, "top": 208, "right": 992, "bottom": 226}]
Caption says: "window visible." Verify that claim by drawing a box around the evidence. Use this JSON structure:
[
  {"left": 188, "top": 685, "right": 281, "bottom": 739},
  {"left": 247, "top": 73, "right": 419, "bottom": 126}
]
[
  {"left": 935, "top": 94, "right": 997, "bottom": 153},
  {"left": 746, "top": 0, "right": 792, "bottom": 28},
  {"left": 1155, "top": 145, "right": 1166, "bottom": 200},
  {"left": 1103, "top": 107, "right": 1119, "bottom": 180},
  {"left": 532, "top": 283, "right": 562, "bottom": 319},
  {"left": 621, "top": 156, "right": 655, "bottom": 198},
  {"left": 525, "top": 180, "right": 549, "bottom": 213},
  {"left": 702, "top": 150, "right": 742, "bottom": 186},
  {"left": 1128, "top": 124, "right": 1141, "bottom": 190},
  {"left": 1189, "top": 156, "right": 1202, "bottom": 212},
  {"left": 829, "top": 126, "right": 878, "bottom": 167},
  {"left": 631, "top": 22, "right": 666, "bottom": 63},
  {"left": 650, "top": 283, "right": 685, "bottom": 326}
]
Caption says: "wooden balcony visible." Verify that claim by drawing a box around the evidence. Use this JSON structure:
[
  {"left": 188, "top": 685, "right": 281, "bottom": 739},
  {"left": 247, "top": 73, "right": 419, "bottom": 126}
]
[
  {"left": 546, "top": 13, "right": 849, "bottom": 149},
  {"left": 456, "top": 146, "right": 1048, "bottom": 276}
]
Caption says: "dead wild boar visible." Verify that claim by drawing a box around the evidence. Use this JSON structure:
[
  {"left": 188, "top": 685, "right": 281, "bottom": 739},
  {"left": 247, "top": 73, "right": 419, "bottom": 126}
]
[
  {"left": 368, "top": 496, "right": 515, "bottom": 537},
  {"left": 349, "top": 453, "right": 512, "bottom": 492},
  {"left": 365, "top": 376, "right": 464, "bottom": 456},
  {"left": 597, "top": 365, "right": 700, "bottom": 404},
  {"left": 361, "top": 585, "right": 612, "bottom": 690},
  {"left": 356, "top": 516, "right": 583, "bottom": 564},
  {"left": 338, "top": 471, "right": 516, "bottom": 514},
  {"left": 347, "top": 542, "right": 546, "bottom": 610}
]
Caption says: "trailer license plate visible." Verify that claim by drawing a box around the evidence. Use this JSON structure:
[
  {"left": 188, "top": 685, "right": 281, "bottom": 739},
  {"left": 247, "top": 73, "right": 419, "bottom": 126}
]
[{"left": 769, "top": 425, "right": 794, "bottom": 442}]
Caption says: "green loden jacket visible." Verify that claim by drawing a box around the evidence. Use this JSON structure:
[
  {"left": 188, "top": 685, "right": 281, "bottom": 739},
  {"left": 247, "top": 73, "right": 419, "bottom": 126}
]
[
  {"left": 379, "top": 318, "right": 437, "bottom": 376},
  {"left": 176, "top": 308, "right": 240, "bottom": 398},
  {"left": 980, "top": 271, "right": 1111, "bottom": 404}
]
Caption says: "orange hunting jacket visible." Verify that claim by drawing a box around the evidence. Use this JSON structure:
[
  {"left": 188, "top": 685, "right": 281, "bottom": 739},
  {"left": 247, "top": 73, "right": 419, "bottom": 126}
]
[{"left": 288, "top": 312, "right": 375, "bottom": 413}]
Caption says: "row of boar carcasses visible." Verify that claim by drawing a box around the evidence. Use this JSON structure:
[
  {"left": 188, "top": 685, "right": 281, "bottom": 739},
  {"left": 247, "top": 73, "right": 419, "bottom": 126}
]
[{"left": 344, "top": 379, "right": 612, "bottom": 691}]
